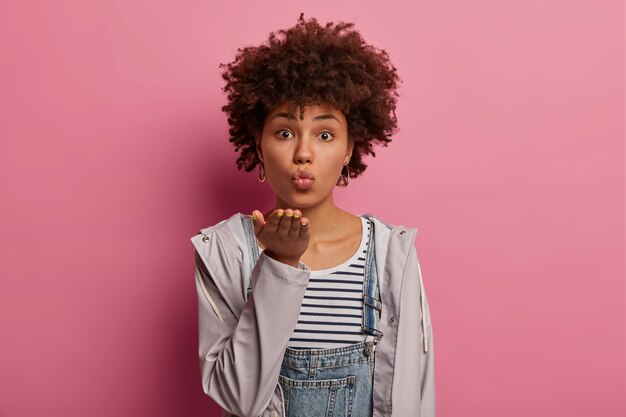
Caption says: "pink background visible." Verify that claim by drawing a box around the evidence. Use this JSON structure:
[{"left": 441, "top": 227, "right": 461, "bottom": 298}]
[{"left": 1, "top": 1, "right": 624, "bottom": 416}]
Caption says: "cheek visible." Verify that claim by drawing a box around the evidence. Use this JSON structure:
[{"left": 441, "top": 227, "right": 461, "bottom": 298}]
[
  {"left": 261, "top": 143, "right": 287, "bottom": 165},
  {"left": 315, "top": 160, "right": 344, "bottom": 185},
  {"left": 320, "top": 151, "right": 345, "bottom": 169}
]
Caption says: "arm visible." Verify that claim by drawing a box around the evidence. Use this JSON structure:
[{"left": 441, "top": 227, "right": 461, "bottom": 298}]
[{"left": 194, "top": 248, "right": 310, "bottom": 417}]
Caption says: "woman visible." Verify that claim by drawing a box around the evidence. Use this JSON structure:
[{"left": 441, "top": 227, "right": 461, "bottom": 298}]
[{"left": 191, "top": 14, "right": 435, "bottom": 417}]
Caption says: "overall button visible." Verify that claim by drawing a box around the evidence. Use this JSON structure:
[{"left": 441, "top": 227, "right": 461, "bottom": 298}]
[
  {"left": 363, "top": 345, "right": 372, "bottom": 357},
  {"left": 202, "top": 236, "right": 209, "bottom": 242},
  {"left": 389, "top": 316, "right": 395, "bottom": 323},
  {"left": 269, "top": 411, "right": 278, "bottom": 417}
]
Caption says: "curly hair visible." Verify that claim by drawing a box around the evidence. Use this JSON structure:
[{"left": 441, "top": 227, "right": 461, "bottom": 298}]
[{"left": 219, "top": 13, "right": 402, "bottom": 179}]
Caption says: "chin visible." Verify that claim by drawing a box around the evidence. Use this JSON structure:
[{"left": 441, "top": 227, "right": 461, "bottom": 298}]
[
  {"left": 281, "top": 191, "right": 333, "bottom": 210},
  {"left": 281, "top": 197, "right": 314, "bottom": 209}
]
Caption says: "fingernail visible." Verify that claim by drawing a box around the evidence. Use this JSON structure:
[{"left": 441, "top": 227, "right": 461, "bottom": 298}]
[
  {"left": 252, "top": 211, "right": 257, "bottom": 221},
  {"left": 277, "top": 211, "right": 284, "bottom": 217}
]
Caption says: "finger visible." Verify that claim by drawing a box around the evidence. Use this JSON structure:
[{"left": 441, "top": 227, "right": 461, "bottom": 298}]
[
  {"left": 267, "top": 209, "right": 283, "bottom": 233},
  {"left": 299, "top": 217, "right": 310, "bottom": 238},
  {"left": 290, "top": 210, "right": 302, "bottom": 235},
  {"left": 278, "top": 208, "right": 294, "bottom": 233}
]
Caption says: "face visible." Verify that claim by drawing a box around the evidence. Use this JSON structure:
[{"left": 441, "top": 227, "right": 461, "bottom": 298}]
[{"left": 255, "top": 100, "right": 354, "bottom": 209}]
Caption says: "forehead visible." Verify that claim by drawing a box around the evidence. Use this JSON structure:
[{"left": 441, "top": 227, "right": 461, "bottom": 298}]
[{"left": 265, "top": 100, "right": 346, "bottom": 122}]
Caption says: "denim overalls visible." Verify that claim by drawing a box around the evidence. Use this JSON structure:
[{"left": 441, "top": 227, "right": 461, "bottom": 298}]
[{"left": 242, "top": 214, "right": 383, "bottom": 417}]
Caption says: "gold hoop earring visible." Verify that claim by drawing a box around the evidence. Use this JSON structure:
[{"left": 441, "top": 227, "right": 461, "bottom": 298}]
[
  {"left": 337, "top": 163, "right": 350, "bottom": 187},
  {"left": 258, "top": 161, "right": 266, "bottom": 182}
]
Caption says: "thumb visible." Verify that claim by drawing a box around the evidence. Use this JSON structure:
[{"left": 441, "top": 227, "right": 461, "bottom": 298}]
[{"left": 252, "top": 210, "right": 265, "bottom": 235}]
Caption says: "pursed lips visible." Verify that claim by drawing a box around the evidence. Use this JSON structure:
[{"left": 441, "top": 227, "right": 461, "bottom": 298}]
[{"left": 292, "top": 170, "right": 315, "bottom": 180}]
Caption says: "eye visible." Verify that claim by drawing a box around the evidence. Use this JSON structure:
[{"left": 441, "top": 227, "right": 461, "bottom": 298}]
[
  {"left": 276, "top": 129, "right": 293, "bottom": 139},
  {"left": 319, "top": 131, "right": 334, "bottom": 141}
]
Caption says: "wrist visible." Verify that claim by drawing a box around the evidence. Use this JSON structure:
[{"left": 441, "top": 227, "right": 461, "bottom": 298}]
[{"left": 265, "top": 251, "right": 300, "bottom": 268}]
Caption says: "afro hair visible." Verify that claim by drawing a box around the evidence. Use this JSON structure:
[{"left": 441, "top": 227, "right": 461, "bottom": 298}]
[{"left": 219, "top": 13, "right": 402, "bottom": 179}]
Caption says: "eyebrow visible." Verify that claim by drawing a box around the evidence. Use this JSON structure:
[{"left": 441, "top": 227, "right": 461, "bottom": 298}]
[{"left": 270, "top": 112, "right": 341, "bottom": 124}]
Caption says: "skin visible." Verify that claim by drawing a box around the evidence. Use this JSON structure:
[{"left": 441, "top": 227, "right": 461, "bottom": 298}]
[{"left": 252, "top": 100, "right": 363, "bottom": 268}]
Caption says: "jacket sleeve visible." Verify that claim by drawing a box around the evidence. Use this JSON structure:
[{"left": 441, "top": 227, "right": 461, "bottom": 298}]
[
  {"left": 417, "top": 251, "right": 436, "bottom": 417},
  {"left": 194, "top": 247, "right": 311, "bottom": 417}
]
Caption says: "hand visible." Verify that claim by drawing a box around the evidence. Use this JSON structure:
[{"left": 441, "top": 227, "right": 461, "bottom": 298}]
[{"left": 252, "top": 208, "right": 311, "bottom": 267}]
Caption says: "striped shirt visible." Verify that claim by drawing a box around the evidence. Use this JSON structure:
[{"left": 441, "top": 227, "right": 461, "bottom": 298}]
[{"left": 284, "top": 216, "right": 371, "bottom": 350}]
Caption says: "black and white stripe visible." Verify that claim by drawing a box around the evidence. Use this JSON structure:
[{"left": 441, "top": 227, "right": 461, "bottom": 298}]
[{"left": 286, "top": 217, "right": 371, "bottom": 350}]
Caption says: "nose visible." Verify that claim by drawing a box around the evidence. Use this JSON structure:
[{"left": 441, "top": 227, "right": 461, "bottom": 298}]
[{"left": 293, "top": 137, "right": 313, "bottom": 165}]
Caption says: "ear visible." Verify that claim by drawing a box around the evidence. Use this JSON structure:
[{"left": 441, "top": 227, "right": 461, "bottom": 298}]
[
  {"left": 255, "top": 132, "right": 263, "bottom": 162},
  {"left": 345, "top": 138, "right": 355, "bottom": 164}
]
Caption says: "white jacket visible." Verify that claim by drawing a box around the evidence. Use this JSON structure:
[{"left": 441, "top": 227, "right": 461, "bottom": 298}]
[{"left": 191, "top": 212, "right": 436, "bottom": 416}]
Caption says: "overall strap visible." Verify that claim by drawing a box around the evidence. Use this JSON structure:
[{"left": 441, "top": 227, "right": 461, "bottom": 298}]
[
  {"left": 362, "top": 217, "right": 383, "bottom": 343},
  {"left": 241, "top": 215, "right": 260, "bottom": 299}
]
